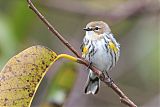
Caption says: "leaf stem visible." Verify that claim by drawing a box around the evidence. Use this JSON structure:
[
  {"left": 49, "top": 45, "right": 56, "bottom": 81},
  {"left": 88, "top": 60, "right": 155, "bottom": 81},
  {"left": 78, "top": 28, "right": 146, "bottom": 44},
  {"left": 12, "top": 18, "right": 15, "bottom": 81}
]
[{"left": 55, "top": 54, "right": 77, "bottom": 62}]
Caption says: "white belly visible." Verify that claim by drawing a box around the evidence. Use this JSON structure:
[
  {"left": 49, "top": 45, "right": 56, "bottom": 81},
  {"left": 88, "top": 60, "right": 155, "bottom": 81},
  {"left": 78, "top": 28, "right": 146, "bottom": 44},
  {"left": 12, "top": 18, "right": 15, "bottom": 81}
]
[{"left": 90, "top": 41, "right": 112, "bottom": 72}]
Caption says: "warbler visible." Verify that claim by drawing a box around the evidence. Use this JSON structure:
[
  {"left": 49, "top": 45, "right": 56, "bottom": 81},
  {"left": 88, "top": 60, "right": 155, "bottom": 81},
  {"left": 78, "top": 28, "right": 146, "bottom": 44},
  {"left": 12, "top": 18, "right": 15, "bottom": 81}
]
[{"left": 81, "top": 21, "right": 120, "bottom": 94}]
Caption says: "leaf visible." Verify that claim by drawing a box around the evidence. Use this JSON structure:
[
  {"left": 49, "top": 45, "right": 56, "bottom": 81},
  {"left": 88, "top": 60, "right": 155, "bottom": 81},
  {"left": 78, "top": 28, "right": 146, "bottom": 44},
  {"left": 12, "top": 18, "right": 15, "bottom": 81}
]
[{"left": 0, "top": 45, "right": 57, "bottom": 107}]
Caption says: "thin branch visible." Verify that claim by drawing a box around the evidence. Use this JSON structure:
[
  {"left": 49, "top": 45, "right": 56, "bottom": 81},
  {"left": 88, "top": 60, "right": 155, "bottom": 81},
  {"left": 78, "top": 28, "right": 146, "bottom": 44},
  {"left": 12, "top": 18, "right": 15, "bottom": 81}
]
[
  {"left": 27, "top": 0, "right": 80, "bottom": 58},
  {"left": 27, "top": 0, "right": 137, "bottom": 107}
]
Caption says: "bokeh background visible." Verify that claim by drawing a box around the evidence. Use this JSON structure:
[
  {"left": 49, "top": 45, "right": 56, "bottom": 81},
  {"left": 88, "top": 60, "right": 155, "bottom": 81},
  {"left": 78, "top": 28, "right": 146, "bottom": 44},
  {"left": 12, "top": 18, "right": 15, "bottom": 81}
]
[{"left": 0, "top": 0, "right": 159, "bottom": 107}]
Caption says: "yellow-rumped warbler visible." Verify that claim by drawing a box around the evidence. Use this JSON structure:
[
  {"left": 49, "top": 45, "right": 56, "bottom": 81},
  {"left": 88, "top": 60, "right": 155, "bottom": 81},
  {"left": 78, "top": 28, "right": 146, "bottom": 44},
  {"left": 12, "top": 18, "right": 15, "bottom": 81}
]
[{"left": 81, "top": 21, "right": 120, "bottom": 94}]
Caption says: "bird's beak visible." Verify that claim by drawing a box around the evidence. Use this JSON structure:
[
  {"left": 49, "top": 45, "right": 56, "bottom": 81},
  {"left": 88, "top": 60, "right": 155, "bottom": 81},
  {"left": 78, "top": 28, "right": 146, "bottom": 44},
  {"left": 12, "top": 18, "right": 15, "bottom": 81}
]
[{"left": 83, "top": 28, "right": 92, "bottom": 31}]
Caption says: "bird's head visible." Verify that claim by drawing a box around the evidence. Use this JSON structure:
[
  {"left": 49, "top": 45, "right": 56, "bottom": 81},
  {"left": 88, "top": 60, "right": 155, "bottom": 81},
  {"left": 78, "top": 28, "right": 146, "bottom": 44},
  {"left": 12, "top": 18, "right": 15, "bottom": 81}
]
[{"left": 83, "top": 21, "right": 111, "bottom": 40}]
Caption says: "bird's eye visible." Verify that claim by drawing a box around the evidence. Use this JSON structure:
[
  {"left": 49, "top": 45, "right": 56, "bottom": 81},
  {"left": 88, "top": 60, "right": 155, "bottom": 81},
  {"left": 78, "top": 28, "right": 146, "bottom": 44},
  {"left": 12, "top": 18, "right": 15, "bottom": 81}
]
[{"left": 95, "top": 27, "right": 99, "bottom": 30}]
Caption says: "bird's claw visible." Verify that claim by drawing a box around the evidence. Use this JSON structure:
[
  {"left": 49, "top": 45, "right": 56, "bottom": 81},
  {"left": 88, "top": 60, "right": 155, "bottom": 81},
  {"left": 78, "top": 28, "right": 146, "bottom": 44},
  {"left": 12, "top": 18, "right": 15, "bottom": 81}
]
[
  {"left": 106, "top": 77, "right": 114, "bottom": 87},
  {"left": 103, "top": 71, "right": 114, "bottom": 87}
]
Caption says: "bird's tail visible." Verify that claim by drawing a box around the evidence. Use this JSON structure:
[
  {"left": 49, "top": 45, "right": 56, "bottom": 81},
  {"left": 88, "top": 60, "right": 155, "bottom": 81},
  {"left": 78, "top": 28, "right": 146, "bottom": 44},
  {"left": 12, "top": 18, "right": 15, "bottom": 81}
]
[{"left": 84, "top": 70, "right": 100, "bottom": 94}]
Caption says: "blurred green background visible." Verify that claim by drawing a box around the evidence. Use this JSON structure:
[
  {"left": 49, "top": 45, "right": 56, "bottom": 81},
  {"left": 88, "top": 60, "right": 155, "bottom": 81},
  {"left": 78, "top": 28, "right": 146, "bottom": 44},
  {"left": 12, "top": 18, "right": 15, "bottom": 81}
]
[{"left": 0, "top": 0, "right": 159, "bottom": 107}]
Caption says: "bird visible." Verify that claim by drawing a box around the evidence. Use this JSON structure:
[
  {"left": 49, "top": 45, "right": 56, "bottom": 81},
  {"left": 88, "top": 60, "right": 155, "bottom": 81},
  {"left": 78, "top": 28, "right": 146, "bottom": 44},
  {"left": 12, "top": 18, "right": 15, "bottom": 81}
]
[{"left": 81, "top": 21, "right": 120, "bottom": 94}]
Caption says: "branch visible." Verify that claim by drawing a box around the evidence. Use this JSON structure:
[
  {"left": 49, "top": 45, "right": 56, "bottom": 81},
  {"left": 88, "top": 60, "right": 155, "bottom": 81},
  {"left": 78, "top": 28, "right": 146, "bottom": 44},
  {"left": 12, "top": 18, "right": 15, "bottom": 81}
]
[
  {"left": 27, "top": 0, "right": 137, "bottom": 107},
  {"left": 27, "top": 0, "right": 80, "bottom": 58}
]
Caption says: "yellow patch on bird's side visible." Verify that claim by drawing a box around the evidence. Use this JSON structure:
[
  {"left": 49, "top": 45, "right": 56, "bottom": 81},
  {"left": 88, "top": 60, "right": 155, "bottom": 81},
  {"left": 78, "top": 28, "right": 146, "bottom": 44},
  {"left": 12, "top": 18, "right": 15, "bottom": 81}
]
[
  {"left": 108, "top": 41, "right": 118, "bottom": 53},
  {"left": 82, "top": 46, "right": 88, "bottom": 57}
]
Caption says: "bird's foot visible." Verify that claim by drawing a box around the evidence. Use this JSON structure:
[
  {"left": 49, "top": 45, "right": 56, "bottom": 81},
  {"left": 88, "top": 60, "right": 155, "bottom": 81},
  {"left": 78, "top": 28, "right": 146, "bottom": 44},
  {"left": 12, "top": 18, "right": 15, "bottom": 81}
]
[
  {"left": 103, "top": 71, "right": 114, "bottom": 87},
  {"left": 105, "top": 77, "right": 114, "bottom": 87}
]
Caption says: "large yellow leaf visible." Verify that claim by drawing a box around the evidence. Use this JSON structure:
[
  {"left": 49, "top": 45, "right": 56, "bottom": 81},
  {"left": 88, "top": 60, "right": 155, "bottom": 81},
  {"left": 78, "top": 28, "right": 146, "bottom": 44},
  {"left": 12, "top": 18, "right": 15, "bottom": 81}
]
[{"left": 0, "top": 45, "right": 57, "bottom": 107}]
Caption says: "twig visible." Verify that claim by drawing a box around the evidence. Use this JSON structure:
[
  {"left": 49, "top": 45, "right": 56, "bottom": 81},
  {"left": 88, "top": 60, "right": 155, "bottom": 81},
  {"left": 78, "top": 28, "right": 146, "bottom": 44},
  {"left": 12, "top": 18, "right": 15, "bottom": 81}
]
[
  {"left": 27, "top": 0, "right": 80, "bottom": 58},
  {"left": 27, "top": 0, "right": 137, "bottom": 107}
]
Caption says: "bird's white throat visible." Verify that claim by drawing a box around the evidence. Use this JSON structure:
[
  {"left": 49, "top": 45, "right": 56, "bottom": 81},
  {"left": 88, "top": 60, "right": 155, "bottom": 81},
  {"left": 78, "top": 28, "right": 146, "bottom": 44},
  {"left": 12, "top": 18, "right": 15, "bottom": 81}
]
[{"left": 85, "top": 31, "right": 105, "bottom": 41}]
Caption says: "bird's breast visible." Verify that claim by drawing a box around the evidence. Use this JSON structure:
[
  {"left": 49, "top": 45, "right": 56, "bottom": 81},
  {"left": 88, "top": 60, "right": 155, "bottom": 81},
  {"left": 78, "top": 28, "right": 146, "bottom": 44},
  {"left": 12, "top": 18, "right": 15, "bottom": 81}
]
[{"left": 90, "top": 40, "right": 112, "bottom": 71}]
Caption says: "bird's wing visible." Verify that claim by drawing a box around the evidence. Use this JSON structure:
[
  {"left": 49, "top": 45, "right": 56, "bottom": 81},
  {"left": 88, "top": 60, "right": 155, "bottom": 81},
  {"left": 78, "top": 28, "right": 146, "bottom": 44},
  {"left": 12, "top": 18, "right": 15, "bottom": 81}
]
[{"left": 108, "top": 41, "right": 118, "bottom": 53}]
